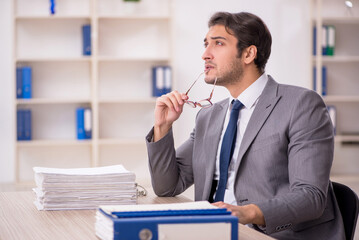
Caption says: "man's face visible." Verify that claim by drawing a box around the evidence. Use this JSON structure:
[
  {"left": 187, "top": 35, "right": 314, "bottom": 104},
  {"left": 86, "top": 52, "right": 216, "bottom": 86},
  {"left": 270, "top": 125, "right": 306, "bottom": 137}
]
[{"left": 202, "top": 25, "right": 244, "bottom": 86}]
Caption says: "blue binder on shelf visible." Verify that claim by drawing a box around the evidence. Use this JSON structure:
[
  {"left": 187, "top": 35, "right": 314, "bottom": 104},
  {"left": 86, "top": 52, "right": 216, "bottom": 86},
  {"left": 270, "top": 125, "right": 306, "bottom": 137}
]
[
  {"left": 313, "top": 66, "right": 327, "bottom": 96},
  {"left": 16, "top": 67, "right": 23, "bottom": 98},
  {"left": 76, "top": 108, "right": 86, "bottom": 140},
  {"left": 76, "top": 107, "right": 92, "bottom": 140},
  {"left": 96, "top": 202, "right": 238, "bottom": 240},
  {"left": 17, "top": 109, "right": 32, "bottom": 141},
  {"left": 17, "top": 109, "right": 25, "bottom": 140},
  {"left": 152, "top": 66, "right": 172, "bottom": 97},
  {"left": 22, "top": 66, "right": 32, "bottom": 99},
  {"left": 83, "top": 108, "right": 92, "bottom": 139},
  {"left": 82, "top": 24, "right": 91, "bottom": 56},
  {"left": 152, "top": 66, "right": 164, "bottom": 97},
  {"left": 313, "top": 26, "right": 317, "bottom": 56}
]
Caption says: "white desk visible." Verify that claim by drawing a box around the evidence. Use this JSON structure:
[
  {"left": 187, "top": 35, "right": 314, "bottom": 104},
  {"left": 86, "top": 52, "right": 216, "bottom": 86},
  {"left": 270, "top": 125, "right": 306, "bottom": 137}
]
[{"left": 0, "top": 191, "right": 274, "bottom": 240}]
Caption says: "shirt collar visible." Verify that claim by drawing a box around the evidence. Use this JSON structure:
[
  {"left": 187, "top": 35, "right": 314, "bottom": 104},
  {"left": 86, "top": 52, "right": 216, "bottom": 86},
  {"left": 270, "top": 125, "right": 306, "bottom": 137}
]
[{"left": 229, "top": 73, "right": 268, "bottom": 109}]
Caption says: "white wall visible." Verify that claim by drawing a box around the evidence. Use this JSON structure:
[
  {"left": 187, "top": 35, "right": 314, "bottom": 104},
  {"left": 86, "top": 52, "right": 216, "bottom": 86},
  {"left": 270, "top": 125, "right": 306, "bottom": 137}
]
[
  {"left": 0, "top": 0, "right": 311, "bottom": 182},
  {"left": 0, "top": 0, "right": 15, "bottom": 182}
]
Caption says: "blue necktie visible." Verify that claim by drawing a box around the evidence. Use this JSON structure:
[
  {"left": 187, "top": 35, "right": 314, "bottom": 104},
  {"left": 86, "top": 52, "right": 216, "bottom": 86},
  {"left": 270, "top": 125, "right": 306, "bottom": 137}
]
[{"left": 214, "top": 100, "right": 243, "bottom": 202}]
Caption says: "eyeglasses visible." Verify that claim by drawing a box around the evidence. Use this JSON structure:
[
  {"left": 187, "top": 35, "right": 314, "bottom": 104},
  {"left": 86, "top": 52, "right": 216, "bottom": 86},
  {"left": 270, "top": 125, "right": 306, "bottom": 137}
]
[{"left": 185, "top": 72, "right": 218, "bottom": 108}]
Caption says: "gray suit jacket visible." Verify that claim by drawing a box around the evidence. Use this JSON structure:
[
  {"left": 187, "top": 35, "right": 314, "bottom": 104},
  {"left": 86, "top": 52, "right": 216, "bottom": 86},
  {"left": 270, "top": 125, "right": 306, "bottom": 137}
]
[{"left": 146, "top": 76, "right": 345, "bottom": 239}]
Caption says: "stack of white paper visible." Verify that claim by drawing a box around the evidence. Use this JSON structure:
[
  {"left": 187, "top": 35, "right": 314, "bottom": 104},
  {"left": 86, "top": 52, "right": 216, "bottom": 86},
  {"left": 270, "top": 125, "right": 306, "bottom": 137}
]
[{"left": 33, "top": 165, "right": 137, "bottom": 210}]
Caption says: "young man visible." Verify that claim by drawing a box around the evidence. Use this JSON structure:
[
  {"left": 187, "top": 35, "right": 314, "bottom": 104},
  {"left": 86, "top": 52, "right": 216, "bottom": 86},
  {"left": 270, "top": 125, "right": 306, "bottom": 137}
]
[{"left": 145, "top": 12, "right": 345, "bottom": 239}]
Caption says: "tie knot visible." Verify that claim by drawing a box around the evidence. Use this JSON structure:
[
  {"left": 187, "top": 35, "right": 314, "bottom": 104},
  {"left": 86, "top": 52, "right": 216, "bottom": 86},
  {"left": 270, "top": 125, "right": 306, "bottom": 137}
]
[{"left": 232, "top": 100, "right": 243, "bottom": 111}]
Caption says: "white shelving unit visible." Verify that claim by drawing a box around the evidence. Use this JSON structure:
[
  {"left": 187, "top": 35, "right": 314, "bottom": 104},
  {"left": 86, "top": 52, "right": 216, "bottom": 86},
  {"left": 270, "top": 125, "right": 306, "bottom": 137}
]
[
  {"left": 312, "top": 0, "right": 359, "bottom": 174},
  {"left": 13, "top": 0, "right": 172, "bottom": 184}
]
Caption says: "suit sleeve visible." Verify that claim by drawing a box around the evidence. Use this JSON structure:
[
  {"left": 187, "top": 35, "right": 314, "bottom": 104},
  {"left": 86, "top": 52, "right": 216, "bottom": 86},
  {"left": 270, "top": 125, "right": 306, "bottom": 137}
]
[
  {"left": 145, "top": 127, "right": 195, "bottom": 197},
  {"left": 255, "top": 89, "right": 334, "bottom": 234}
]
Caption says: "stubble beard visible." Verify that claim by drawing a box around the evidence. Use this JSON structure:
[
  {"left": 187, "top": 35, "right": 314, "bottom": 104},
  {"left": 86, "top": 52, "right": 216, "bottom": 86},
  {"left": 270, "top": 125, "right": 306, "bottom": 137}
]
[{"left": 205, "top": 58, "right": 244, "bottom": 86}]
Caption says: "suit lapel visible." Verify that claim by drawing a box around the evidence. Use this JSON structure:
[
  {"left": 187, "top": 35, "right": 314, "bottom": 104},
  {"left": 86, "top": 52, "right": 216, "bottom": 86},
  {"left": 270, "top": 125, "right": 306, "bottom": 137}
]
[
  {"left": 202, "top": 99, "right": 228, "bottom": 199},
  {"left": 234, "top": 76, "right": 282, "bottom": 170}
]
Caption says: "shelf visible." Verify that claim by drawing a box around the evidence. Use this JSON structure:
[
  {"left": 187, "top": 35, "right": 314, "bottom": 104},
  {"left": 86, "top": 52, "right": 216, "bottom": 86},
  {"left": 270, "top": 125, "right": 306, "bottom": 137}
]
[
  {"left": 15, "top": 15, "right": 91, "bottom": 20},
  {"left": 98, "top": 15, "right": 170, "bottom": 20},
  {"left": 98, "top": 56, "right": 170, "bottom": 62},
  {"left": 313, "top": 56, "right": 359, "bottom": 63},
  {"left": 321, "top": 17, "right": 359, "bottom": 24},
  {"left": 99, "top": 98, "right": 157, "bottom": 104},
  {"left": 98, "top": 138, "right": 145, "bottom": 145},
  {"left": 16, "top": 57, "right": 91, "bottom": 62},
  {"left": 16, "top": 98, "right": 91, "bottom": 105},
  {"left": 323, "top": 96, "right": 359, "bottom": 103},
  {"left": 13, "top": 0, "right": 171, "bottom": 183},
  {"left": 17, "top": 139, "right": 92, "bottom": 147},
  {"left": 335, "top": 135, "right": 359, "bottom": 143}
]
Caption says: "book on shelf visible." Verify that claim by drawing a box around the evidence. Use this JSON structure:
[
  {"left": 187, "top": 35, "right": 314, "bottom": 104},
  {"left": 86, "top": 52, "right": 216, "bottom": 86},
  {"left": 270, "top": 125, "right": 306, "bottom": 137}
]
[
  {"left": 327, "top": 105, "right": 336, "bottom": 135},
  {"left": 313, "top": 66, "right": 327, "bottom": 96},
  {"left": 82, "top": 24, "right": 91, "bottom": 56},
  {"left": 16, "top": 66, "right": 32, "bottom": 99},
  {"left": 17, "top": 109, "right": 32, "bottom": 141},
  {"left": 95, "top": 201, "right": 238, "bottom": 240},
  {"left": 152, "top": 66, "right": 172, "bottom": 97},
  {"left": 313, "top": 25, "right": 335, "bottom": 56},
  {"left": 76, "top": 107, "right": 92, "bottom": 140}
]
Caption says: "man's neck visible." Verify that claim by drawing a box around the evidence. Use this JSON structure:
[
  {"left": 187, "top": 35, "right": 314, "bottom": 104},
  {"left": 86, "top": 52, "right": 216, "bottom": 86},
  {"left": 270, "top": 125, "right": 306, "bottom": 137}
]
[{"left": 227, "top": 70, "right": 262, "bottom": 98}]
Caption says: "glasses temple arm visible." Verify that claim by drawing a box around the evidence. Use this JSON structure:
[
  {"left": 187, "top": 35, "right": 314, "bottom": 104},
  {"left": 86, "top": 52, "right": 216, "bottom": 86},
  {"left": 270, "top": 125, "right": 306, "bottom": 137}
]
[
  {"left": 207, "top": 77, "right": 218, "bottom": 100},
  {"left": 185, "top": 72, "right": 205, "bottom": 95}
]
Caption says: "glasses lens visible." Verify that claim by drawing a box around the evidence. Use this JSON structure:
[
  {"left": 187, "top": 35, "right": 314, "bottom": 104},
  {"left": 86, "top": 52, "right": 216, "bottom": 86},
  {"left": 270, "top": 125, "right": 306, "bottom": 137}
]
[
  {"left": 197, "top": 100, "right": 212, "bottom": 108},
  {"left": 185, "top": 101, "right": 197, "bottom": 108}
]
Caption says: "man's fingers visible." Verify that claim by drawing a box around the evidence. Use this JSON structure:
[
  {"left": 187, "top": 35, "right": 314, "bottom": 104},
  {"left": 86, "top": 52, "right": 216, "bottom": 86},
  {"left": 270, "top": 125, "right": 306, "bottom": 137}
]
[{"left": 157, "top": 91, "right": 184, "bottom": 112}]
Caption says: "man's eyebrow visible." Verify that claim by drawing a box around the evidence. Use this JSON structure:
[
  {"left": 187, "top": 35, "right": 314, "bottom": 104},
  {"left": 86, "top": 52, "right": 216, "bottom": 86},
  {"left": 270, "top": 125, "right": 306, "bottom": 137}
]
[{"left": 203, "top": 36, "right": 227, "bottom": 42}]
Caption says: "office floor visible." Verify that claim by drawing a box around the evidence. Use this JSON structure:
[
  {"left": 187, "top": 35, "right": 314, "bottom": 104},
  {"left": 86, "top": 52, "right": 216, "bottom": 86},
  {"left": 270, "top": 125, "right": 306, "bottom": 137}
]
[{"left": 1, "top": 174, "right": 359, "bottom": 240}]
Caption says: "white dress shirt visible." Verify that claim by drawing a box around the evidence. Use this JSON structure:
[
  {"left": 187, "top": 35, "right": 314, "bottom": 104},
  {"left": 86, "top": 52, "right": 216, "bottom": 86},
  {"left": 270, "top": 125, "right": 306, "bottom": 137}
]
[{"left": 214, "top": 73, "right": 268, "bottom": 205}]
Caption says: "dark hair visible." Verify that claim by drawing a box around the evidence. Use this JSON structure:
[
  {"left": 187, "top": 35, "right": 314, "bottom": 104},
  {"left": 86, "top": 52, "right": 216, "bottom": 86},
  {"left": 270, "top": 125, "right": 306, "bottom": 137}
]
[{"left": 208, "top": 12, "right": 272, "bottom": 73}]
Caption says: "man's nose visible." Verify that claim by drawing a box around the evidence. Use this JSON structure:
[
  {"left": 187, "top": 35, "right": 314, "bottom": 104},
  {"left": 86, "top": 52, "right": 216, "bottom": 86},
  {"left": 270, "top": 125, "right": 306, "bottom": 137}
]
[{"left": 202, "top": 47, "right": 213, "bottom": 61}]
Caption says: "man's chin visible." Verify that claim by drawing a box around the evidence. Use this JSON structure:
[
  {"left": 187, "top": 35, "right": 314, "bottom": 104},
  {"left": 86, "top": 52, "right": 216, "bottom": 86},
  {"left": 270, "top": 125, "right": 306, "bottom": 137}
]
[{"left": 204, "top": 76, "right": 217, "bottom": 85}]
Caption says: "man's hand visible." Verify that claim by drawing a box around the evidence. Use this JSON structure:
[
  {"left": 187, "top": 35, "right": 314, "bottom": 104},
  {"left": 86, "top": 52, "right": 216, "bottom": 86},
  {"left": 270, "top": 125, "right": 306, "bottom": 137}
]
[
  {"left": 154, "top": 91, "right": 188, "bottom": 142},
  {"left": 212, "top": 202, "right": 265, "bottom": 226}
]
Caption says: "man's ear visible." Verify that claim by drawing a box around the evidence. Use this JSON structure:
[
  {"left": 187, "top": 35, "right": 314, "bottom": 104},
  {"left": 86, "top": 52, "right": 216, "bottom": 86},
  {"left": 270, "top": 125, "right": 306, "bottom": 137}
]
[{"left": 243, "top": 45, "right": 257, "bottom": 64}]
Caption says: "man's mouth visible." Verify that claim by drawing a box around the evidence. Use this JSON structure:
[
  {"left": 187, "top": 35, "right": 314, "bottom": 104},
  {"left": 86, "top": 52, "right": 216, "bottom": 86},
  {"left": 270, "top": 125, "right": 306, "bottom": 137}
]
[{"left": 205, "top": 64, "right": 215, "bottom": 72}]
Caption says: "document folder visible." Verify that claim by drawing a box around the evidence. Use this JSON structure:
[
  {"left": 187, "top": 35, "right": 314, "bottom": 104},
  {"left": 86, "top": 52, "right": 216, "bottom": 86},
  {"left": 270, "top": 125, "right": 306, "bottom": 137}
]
[{"left": 96, "top": 201, "right": 238, "bottom": 240}]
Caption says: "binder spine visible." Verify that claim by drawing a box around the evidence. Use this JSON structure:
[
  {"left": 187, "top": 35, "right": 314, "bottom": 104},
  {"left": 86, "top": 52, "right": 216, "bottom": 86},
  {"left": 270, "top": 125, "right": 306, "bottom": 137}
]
[
  {"left": 313, "top": 66, "right": 327, "bottom": 96},
  {"left": 76, "top": 108, "right": 86, "bottom": 140},
  {"left": 322, "top": 66, "right": 327, "bottom": 96},
  {"left": 22, "top": 66, "right": 32, "bottom": 99},
  {"left": 111, "top": 215, "right": 238, "bottom": 240},
  {"left": 84, "top": 108, "right": 92, "bottom": 139},
  {"left": 313, "top": 26, "right": 317, "bottom": 56},
  {"left": 152, "top": 66, "right": 172, "bottom": 97},
  {"left": 17, "top": 109, "right": 24, "bottom": 141},
  {"left": 16, "top": 67, "right": 23, "bottom": 98},
  {"left": 322, "top": 26, "right": 327, "bottom": 56},
  {"left": 17, "top": 109, "right": 32, "bottom": 141},
  {"left": 327, "top": 25, "right": 335, "bottom": 56},
  {"left": 152, "top": 67, "right": 164, "bottom": 97},
  {"left": 50, "top": 0, "right": 56, "bottom": 15},
  {"left": 82, "top": 25, "right": 91, "bottom": 56},
  {"left": 23, "top": 109, "right": 32, "bottom": 140}
]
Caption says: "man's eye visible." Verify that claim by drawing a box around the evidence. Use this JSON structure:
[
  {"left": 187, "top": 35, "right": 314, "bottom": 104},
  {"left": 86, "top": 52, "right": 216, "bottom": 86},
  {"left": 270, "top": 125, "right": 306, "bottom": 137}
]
[{"left": 216, "top": 41, "right": 223, "bottom": 46}]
